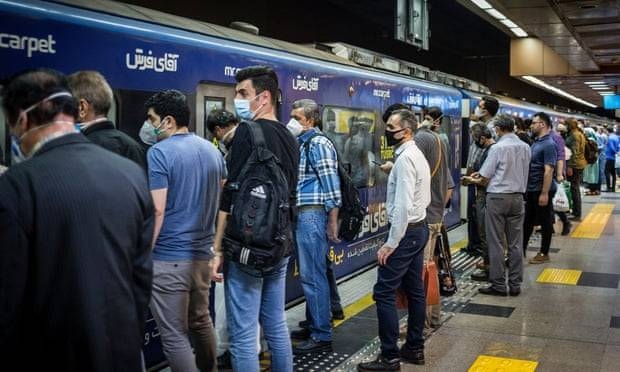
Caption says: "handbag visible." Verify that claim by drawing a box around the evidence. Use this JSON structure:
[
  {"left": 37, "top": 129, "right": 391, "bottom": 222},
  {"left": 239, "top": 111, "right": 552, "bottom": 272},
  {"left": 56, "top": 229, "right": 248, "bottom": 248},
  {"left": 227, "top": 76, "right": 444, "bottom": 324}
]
[
  {"left": 553, "top": 183, "right": 570, "bottom": 212},
  {"left": 395, "top": 260, "right": 441, "bottom": 309}
]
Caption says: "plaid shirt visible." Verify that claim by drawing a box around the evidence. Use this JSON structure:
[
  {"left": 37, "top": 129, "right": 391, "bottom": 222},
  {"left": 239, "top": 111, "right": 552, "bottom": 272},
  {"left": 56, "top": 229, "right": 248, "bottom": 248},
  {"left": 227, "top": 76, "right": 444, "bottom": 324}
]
[{"left": 296, "top": 128, "right": 342, "bottom": 211}]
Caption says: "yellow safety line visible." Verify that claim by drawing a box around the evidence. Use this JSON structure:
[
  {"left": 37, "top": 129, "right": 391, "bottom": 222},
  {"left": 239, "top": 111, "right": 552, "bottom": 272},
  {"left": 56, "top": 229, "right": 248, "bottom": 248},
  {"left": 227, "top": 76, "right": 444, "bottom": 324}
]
[
  {"left": 469, "top": 355, "right": 538, "bottom": 372},
  {"left": 571, "top": 203, "right": 615, "bottom": 239},
  {"left": 450, "top": 238, "right": 468, "bottom": 255},
  {"left": 536, "top": 268, "right": 581, "bottom": 285},
  {"left": 333, "top": 293, "right": 374, "bottom": 328}
]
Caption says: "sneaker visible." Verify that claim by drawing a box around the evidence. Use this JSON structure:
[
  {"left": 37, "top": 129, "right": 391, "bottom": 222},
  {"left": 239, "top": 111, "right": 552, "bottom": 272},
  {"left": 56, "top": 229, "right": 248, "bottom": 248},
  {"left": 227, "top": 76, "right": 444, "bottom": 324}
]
[
  {"left": 292, "top": 338, "right": 332, "bottom": 355},
  {"left": 358, "top": 355, "right": 400, "bottom": 371},
  {"left": 529, "top": 253, "right": 550, "bottom": 264},
  {"left": 217, "top": 350, "right": 232, "bottom": 370},
  {"left": 478, "top": 286, "right": 507, "bottom": 296},
  {"left": 470, "top": 269, "right": 489, "bottom": 281},
  {"left": 332, "top": 309, "right": 345, "bottom": 320},
  {"left": 399, "top": 345, "right": 424, "bottom": 365},
  {"left": 561, "top": 221, "right": 572, "bottom": 236}
]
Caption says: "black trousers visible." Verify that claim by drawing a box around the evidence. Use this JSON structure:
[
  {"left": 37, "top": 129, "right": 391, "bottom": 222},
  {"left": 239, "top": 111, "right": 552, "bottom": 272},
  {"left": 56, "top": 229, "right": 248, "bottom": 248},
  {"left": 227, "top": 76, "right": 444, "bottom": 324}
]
[{"left": 605, "top": 159, "right": 616, "bottom": 192}]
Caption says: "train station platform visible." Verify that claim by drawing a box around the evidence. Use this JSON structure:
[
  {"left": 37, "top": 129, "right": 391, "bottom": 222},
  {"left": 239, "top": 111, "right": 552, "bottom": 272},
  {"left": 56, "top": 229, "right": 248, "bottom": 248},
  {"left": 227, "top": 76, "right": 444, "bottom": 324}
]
[{"left": 281, "top": 190, "right": 620, "bottom": 371}]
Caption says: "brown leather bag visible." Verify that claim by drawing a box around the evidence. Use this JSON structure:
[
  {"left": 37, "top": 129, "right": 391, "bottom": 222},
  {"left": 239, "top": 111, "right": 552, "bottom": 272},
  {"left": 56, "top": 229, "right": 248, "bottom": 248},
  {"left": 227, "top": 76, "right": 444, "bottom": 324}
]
[{"left": 395, "top": 260, "right": 440, "bottom": 309}]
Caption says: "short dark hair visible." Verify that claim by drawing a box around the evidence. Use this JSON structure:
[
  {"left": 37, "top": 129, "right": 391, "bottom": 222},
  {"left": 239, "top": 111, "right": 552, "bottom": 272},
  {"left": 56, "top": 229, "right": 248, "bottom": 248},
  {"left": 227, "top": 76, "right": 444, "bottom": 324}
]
[
  {"left": 481, "top": 96, "right": 499, "bottom": 116},
  {"left": 390, "top": 109, "right": 418, "bottom": 131},
  {"left": 144, "top": 89, "right": 190, "bottom": 127},
  {"left": 235, "top": 65, "right": 279, "bottom": 106},
  {"left": 382, "top": 103, "right": 409, "bottom": 123},
  {"left": 533, "top": 112, "right": 551, "bottom": 128},
  {"left": 2, "top": 68, "right": 77, "bottom": 127},
  {"left": 514, "top": 116, "right": 529, "bottom": 131},
  {"left": 471, "top": 123, "right": 492, "bottom": 140},
  {"left": 427, "top": 106, "right": 443, "bottom": 120},
  {"left": 494, "top": 113, "right": 515, "bottom": 133},
  {"left": 206, "top": 109, "right": 237, "bottom": 134}
]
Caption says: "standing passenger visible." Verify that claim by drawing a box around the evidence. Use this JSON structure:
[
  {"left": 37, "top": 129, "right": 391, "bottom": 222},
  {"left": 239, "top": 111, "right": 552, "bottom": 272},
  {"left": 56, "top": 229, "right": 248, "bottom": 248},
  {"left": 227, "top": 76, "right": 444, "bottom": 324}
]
[
  {"left": 212, "top": 65, "right": 299, "bottom": 372},
  {"left": 145, "top": 90, "right": 226, "bottom": 372},
  {"left": 565, "top": 118, "right": 587, "bottom": 220},
  {"left": 358, "top": 109, "right": 430, "bottom": 371},
  {"left": 0, "top": 69, "right": 153, "bottom": 371},
  {"left": 207, "top": 109, "right": 238, "bottom": 159},
  {"left": 67, "top": 70, "right": 146, "bottom": 169},
  {"left": 604, "top": 125, "right": 620, "bottom": 192}
]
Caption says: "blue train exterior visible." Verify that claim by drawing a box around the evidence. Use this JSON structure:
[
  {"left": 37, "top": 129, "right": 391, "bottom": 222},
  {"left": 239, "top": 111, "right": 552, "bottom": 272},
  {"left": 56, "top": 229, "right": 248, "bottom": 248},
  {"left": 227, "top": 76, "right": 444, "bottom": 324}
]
[{"left": 1, "top": 1, "right": 466, "bottom": 368}]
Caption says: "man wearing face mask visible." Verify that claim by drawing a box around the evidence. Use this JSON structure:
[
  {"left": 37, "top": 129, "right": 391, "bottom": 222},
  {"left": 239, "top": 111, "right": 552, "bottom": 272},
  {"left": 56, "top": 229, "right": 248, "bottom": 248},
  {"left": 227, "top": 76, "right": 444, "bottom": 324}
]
[
  {"left": 206, "top": 109, "right": 238, "bottom": 159},
  {"left": 212, "top": 65, "right": 299, "bottom": 371},
  {"left": 145, "top": 90, "right": 226, "bottom": 372},
  {"left": 358, "top": 109, "right": 430, "bottom": 371},
  {"left": 0, "top": 69, "right": 154, "bottom": 370},
  {"left": 67, "top": 71, "right": 146, "bottom": 170},
  {"left": 286, "top": 99, "right": 342, "bottom": 354}
]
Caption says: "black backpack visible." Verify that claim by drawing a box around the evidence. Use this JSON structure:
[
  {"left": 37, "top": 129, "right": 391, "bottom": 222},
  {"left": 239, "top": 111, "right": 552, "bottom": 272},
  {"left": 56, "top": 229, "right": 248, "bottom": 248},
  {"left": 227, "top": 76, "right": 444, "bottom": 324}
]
[
  {"left": 223, "top": 121, "right": 292, "bottom": 269},
  {"left": 584, "top": 138, "right": 598, "bottom": 164},
  {"left": 303, "top": 132, "right": 365, "bottom": 241}
]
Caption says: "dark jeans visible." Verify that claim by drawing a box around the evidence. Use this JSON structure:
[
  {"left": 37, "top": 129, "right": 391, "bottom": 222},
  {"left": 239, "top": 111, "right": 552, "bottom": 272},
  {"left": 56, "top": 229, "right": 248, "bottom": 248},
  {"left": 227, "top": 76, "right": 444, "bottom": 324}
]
[
  {"left": 568, "top": 168, "right": 583, "bottom": 218},
  {"left": 605, "top": 159, "right": 616, "bottom": 191},
  {"left": 304, "top": 256, "right": 343, "bottom": 321},
  {"left": 524, "top": 190, "right": 556, "bottom": 256},
  {"left": 466, "top": 185, "right": 483, "bottom": 250},
  {"left": 374, "top": 224, "right": 429, "bottom": 359}
]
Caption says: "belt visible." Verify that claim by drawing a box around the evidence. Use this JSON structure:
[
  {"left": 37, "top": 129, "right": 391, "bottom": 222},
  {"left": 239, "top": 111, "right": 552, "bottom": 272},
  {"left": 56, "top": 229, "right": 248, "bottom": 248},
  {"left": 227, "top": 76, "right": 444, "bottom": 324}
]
[
  {"left": 407, "top": 220, "right": 426, "bottom": 228},
  {"left": 299, "top": 205, "right": 323, "bottom": 211}
]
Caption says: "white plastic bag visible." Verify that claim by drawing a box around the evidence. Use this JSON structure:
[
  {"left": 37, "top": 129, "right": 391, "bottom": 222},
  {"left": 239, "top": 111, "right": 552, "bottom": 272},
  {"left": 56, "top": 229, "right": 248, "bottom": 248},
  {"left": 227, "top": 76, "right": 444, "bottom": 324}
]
[{"left": 553, "top": 184, "right": 570, "bottom": 212}]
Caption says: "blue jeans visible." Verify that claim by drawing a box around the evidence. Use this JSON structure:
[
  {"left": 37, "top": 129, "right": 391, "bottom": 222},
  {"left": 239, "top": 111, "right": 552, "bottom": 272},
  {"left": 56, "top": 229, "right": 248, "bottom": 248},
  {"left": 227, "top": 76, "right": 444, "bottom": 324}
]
[
  {"left": 374, "top": 224, "right": 429, "bottom": 359},
  {"left": 296, "top": 209, "right": 331, "bottom": 341},
  {"left": 224, "top": 257, "right": 292, "bottom": 372}
]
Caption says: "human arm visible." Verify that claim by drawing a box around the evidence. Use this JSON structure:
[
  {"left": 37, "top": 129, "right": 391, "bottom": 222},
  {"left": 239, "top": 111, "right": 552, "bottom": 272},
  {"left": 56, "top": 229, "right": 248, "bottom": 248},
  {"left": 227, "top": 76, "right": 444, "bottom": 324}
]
[
  {"left": 540, "top": 164, "right": 554, "bottom": 206},
  {"left": 211, "top": 210, "right": 229, "bottom": 282},
  {"left": 308, "top": 138, "right": 342, "bottom": 242},
  {"left": 133, "top": 190, "right": 154, "bottom": 330},
  {"left": 150, "top": 188, "right": 167, "bottom": 248},
  {"left": 384, "top": 159, "right": 416, "bottom": 250}
]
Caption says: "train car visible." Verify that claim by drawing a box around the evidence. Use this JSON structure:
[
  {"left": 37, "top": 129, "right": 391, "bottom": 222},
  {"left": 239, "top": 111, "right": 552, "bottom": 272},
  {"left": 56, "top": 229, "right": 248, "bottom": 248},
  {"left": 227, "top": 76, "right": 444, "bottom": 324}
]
[{"left": 1, "top": 0, "right": 465, "bottom": 368}]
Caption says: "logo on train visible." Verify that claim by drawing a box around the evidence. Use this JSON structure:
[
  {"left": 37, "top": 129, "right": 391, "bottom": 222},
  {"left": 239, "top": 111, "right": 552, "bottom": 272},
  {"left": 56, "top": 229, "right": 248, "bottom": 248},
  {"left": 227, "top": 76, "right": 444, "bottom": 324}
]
[
  {"left": 224, "top": 66, "right": 242, "bottom": 77},
  {"left": 373, "top": 89, "right": 391, "bottom": 98},
  {"left": 292, "top": 75, "right": 319, "bottom": 92},
  {"left": 126, "top": 48, "right": 179, "bottom": 72},
  {"left": 0, "top": 32, "right": 56, "bottom": 58}
]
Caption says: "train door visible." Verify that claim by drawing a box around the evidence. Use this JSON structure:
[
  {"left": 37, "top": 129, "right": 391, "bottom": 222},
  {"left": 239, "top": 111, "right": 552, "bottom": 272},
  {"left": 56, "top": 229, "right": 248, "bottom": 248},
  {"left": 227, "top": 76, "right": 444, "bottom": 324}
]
[
  {"left": 0, "top": 96, "right": 7, "bottom": 167},
  {"left": 195, "top": 82, "right": 236, "bottom": 139}
]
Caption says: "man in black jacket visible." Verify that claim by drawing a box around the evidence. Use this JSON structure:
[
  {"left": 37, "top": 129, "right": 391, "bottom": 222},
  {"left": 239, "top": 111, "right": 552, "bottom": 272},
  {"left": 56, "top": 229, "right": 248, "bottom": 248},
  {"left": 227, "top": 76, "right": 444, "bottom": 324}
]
[
  {"left": 0, "top": 68, "right": 153, "bottom": 371},
  {"left": 68, "top": 70, "right": 146, "bottom": 169}
]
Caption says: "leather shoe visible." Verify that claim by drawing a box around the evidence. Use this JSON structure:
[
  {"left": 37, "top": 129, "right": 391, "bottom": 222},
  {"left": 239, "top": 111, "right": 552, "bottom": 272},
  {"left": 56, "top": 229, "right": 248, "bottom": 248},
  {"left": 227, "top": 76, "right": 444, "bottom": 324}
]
[
  {"left": 357, "top": 355, "right": 400, "bottom": 371},
  {"left": 478, "top": 286, "right": 507, "bottom": 296},
  {"left": 290, "top": 328, "right": 311, "bottom": 340},
  {"left": 470, "top": 269, "right": 489, "bottom": 281},
  {"left": 399, "top": 345, "right": 424, "bottom": 365},
  {"left": 561, "top": 221, "right": 572, "bottom": 236},
  {"left": 217, "top": 350, "right": 232, "bottom": 369},
  {"left": 293, "top": 338, "right": 332, "bottom": 355},
  {"left": 509, "top": 288, "right": 521, "bottom": 297},
  {"left": 332, "top": 309, "right": 345, "bottom": 320}
]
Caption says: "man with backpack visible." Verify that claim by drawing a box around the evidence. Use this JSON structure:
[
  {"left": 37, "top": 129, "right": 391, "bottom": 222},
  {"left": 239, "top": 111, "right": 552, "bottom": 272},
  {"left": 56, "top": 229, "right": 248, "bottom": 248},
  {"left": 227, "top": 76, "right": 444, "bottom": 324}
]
[
  {"left": 286, "top": 99, "right": 342, "bottom": 354},
  {"left": 212, "top": 65, "right": 299, "bottom": 371}
]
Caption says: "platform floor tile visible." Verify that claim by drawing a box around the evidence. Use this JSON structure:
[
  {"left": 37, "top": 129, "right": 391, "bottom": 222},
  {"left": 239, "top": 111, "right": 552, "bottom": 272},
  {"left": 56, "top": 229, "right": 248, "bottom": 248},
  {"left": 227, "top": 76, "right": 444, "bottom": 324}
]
[
  {"left": 468, "top": 355, "right": 538, "bottom": 372},
  {"left": 536, "top": 268, "right": 581, "bottom": 285}
]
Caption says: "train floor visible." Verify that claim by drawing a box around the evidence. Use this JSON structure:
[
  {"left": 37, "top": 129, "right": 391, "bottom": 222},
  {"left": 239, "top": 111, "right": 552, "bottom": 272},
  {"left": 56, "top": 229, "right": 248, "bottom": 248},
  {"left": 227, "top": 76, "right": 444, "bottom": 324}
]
[{"left": 164, "top": 189, "right": 620, "bottom": 371}]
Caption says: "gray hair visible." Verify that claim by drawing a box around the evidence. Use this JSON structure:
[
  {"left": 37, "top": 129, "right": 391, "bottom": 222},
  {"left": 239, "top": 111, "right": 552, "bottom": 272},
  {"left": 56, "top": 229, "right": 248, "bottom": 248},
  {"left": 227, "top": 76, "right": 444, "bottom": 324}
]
[
  {"left": 67, "top": 71, "right": 114, "bottom": 116},
  {"left": 470, "top": 123, "right": 492, "bottom": 139},
  {"left": 390, "top": 109, "right": 418, "bottom": 131},
  {"left": 292, "top": 99, "right": 321, "bottom": 126},
  {"left": 494, "top": 113, "right": 515, "bottom": 133}
]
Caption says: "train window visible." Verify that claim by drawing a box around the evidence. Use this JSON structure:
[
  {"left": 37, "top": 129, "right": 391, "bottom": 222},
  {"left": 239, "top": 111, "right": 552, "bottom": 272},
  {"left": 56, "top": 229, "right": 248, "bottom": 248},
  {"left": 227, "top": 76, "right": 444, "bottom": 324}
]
[{"left": 196, "top": 83, "right": 236, "bottom": 139}]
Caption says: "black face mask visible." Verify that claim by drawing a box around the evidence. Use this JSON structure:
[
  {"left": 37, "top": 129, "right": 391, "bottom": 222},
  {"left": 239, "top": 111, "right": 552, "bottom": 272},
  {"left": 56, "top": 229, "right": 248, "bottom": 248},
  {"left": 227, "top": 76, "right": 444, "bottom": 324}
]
[
  {"left": 474, "top": 138, "right": 485, "bottom": 148},
  {"left": 385, "top": 128, "right": 406, "bottom": 147}
]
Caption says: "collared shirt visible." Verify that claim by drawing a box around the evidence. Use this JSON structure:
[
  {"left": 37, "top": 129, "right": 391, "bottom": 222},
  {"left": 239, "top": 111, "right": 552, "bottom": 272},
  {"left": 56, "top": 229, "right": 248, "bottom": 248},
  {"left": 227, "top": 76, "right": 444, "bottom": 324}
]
[
  {"left": 605, "top": 133, "right": 620, "bottom": 160},
  {"left": 297, "top": 128, "right": 341, "bottom": 211},
  {"left": 479, "top": 132, "right": 531, "bottom": 194},
  {"left": 528, "top": 133, "right": 557, "bottom": 192},
  {"left": 385, "top": 140, "right": 431, "bottom": 248}
]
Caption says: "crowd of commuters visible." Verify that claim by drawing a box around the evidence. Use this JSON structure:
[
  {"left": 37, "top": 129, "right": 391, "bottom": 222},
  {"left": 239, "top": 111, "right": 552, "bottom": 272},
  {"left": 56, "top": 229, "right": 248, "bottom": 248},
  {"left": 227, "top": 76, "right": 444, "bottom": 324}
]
[{"left": 1, "top": 66, "right": 619, "bottom": 372}]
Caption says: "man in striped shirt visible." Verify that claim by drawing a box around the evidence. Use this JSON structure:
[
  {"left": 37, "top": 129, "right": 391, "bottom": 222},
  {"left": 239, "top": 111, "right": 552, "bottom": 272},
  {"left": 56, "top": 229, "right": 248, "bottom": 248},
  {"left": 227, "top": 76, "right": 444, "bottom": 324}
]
[{"left": 290, "top": 99, "right": 342, "bottom": 355}]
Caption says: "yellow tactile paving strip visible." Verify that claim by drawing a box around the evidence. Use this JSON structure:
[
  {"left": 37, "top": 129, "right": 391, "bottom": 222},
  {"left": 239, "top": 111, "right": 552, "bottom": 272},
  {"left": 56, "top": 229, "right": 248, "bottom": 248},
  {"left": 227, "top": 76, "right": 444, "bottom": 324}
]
[
  {"left": 536, "top": 268, "right": 582, "bottom": 285},
  {"left": 333, "top": 293, "right": 374, "bottom": 328},
  {"left": 469, "top": 355, "right": 538, "bottom": 372},
  {"left": 571, "top": 203, "right": 615, "bottom": 239}
]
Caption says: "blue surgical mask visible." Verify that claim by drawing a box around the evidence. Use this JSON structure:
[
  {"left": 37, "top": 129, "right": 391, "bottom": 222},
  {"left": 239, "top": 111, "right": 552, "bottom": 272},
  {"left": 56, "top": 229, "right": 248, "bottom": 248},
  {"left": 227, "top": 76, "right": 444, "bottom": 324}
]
[{"left": 234, "top": 94, "right": 261, "bottom": 120}]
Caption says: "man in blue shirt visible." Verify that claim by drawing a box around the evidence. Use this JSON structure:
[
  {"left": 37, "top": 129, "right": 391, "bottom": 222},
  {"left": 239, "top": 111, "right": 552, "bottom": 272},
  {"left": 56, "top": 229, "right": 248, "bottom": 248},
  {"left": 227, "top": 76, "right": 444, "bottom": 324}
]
[
  {"left": 145, "top": 90, "right": 226, "bottom": 372},
  {"left": 604, "top": 125, "right": 620, "bottom": 192},
  {"left": 525, "top": 112, "right": 557, "bottom": 264},
  {"left": 289, "top": 99, "right": 342, "bottom": 355}
]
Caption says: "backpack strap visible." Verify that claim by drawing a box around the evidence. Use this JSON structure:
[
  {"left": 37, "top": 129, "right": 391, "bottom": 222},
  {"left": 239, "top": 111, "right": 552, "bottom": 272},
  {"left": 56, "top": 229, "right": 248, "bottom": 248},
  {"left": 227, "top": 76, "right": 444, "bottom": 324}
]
[
  {"left": 302, "top": 131, "right": 325, "bottom": 175},
  {"left": 245, "top": 121, "right": 266, "bottom": 149}
]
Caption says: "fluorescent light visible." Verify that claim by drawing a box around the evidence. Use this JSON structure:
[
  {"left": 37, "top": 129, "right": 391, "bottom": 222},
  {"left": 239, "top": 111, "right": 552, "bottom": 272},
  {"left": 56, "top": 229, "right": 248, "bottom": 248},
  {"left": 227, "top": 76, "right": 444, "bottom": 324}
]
[
  {"left": 591, "top": 86, "right": 611, "bottom": 90},
  {"left": 599, "top": 92, "right": 615, "bottom": 95},
  {"left": 486, "top": 8, "right": 507, "bottom": 19},
  {"left": 470, "top": 0, "right": 492, "bottom": 9},
  {"left": 584, "top": 81, "right": 606, "bottom": 85},
  {"left": 500, "top": 19, "right": 518, "bottom": 28},
  {"left": 521, "top": 75, "right": 597, "bottom": 108},
  {"left": 511, "top": 27, "right": 528, "bottom": 37}
]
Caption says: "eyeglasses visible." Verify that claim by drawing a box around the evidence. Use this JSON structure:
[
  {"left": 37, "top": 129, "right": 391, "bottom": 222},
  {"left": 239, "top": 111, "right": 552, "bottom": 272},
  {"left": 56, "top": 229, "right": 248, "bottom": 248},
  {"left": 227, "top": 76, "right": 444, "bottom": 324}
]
[{"left": 531, "top": 120, "right": 544, "bottom": 125}]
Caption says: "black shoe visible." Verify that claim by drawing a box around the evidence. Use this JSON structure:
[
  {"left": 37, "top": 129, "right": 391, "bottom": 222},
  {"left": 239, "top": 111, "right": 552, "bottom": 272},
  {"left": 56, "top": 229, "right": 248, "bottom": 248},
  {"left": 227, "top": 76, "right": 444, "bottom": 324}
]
[
  {"left": 358, "top": 355, "right": 400, "bottom": 371},
  {"left": 470, "top": 269, "right": 489, "bottom": 281},
  {"left": 399, "top": 345, "right": 424, "bottom": 365},
  {"left": 569, "top": 215, "right": 581, "bottom": 222},
  {"left": 509, "top": 288, "right": 521, "bottom": 297},
  {"left": 332, "top": 309, "right": 345, "bottom": 320},
  {"left": 561, "top": 222, "right": 572, "bottom": 236},
  {"left": 290, "top": 327, "right": 311, "bottom": 340},
  {"left": 478, "top": 286, "right": 507, "bottom": 296},
  {"left": 217, "top": 350, "right": 232, "bottom": 369},
  {"left": 298, "top": 319, "right": 309, "bottom": 329},
  {"left": 292, "top": 338, "right": 332, "bottom": 355}
]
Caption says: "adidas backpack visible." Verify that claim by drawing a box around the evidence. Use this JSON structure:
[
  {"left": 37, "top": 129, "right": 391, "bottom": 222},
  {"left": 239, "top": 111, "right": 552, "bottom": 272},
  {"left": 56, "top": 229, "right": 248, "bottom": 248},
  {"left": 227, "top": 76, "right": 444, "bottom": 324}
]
[
  {"left": 303, "top": 132, "right": 365, "bottom": 241},
  {"left": 223, "top": 121, "right": 292, "bottom": 269}
]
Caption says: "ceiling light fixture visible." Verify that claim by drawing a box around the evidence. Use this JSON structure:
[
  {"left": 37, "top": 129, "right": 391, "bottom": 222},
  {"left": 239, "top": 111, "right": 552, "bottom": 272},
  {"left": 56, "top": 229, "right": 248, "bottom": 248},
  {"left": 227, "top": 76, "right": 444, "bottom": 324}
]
[
  {"left": 584, "top": 81, "right": 606, "bottom": 85},
  {"left": 470, "top": 0, "right": 492, "bottom": 9},
  {"left": 486, "top": 8, "right": 507, "bottom": 20},
  {"left": 522, "top": 75, "right": 597, "bottom": 108},
  {"left": 500, "top": 19, "right": 518, "bottom": 28},
  {"left": 591, "top": 86, "right": 611, "bottom": 90},
  {"left": 511, "top": 27, "right": 528, "bottom": 37},
  {"left": 599, "top": 92, "right": 615, "bottom": 95}
]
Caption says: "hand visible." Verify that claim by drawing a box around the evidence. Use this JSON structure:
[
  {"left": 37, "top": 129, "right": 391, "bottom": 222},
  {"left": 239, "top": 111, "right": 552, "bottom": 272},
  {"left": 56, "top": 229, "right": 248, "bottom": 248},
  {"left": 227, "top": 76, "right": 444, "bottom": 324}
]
[
  {"left": 379, "top": 161, "right": 394, "bottom": 174},
  {"left": 377, "top": 244, "right": 396, "bottom": 266},
  {"left": 538, "top": 192, "right": 549, "bottom": 207},
  {"left": 327, "top": 220, "right": 341, "bottom": 243},
  {"left": 460, "top": 176, "right": 472, "bottom": 186},
  {"left": 210, "top": 255, "right": 224, "bottom": 282},
  {"left": 566, "top": 167, "right": 573, "bottom": 177},
  {"left": 470, "top": 172, "right": 481, "bottom": 179},
  {"left": 556, "top": 175, "right": 564, "bottom": 183}
]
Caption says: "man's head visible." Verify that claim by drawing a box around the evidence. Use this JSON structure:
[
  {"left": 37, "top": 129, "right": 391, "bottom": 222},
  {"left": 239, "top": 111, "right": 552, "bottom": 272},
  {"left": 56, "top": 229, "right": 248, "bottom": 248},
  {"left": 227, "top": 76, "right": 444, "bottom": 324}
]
[
  {"left": 493, "top": 113, "right": 515, "bottom": 137},
  {"left": 470, "top": 123, "right": 493, "bottom": 148},
  {"left": 476, "top": 96, "right": 499, "bottom": 121},
  {"left": 67, "top": 71, "right": 113, "bottom": 122},
  {"left": 422, "top": 106, "right": 443, "bottom": 130},
  {"left": 206, "top": 109, "right": 238, "bottom": 141},
  {"left": 565, "top": 118, "right": 579, "bottom": 132},
  {"left": 234, "top": 65, "right": 279, "bottom": 120},
  {"left": 144, "top": 89, "right": 190, "bottom": 141},
  {"left": 385, "top": 109, "right": 416, "bottom": 147},
  {"left": 291, "top": 99, "right": 321, "bottom": 132},
  {"left": 531, "top": 112, "right": 552, "bottom": 137},
  {"left": 382, "top": 103, "right": 408, "bottom": 124}
]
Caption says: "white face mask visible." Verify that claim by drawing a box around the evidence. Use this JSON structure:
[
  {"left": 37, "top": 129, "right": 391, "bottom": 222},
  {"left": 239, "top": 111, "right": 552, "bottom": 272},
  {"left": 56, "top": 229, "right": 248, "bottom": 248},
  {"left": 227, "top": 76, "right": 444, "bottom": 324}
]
[
  {"left": 420, "top": 119, "right": 433, "bottom": 128},
  {"left": 286, "top": 118, "right": 303, "bottom": 137},
  {"left": 474, "top": 106, "right": 486, "bottom": 118},
  {"left": 139, "top": 120, "right": 158, "bottom": 145}
]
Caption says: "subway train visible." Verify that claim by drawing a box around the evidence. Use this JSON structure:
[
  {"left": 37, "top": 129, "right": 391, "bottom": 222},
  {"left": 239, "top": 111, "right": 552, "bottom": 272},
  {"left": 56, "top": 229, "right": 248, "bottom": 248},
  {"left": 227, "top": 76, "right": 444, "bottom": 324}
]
[{"left": 1, "top": 0, "right": 615, "bottom": 369}]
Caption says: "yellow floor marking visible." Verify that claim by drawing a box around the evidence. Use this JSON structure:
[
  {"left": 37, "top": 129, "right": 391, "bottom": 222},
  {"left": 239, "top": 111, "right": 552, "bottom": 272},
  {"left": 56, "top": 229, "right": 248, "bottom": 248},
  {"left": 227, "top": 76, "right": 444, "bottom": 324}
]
[
  {"left": 469, "top": 355, "right": 538, "bottom": 372},
  {"left": 536, "top": 268, "right": 581, "bottom": 285},
  {"left": 451, "top": 238, "right": 468, "bottom": 255},
  {"left": 571, "top": 203, "right": 615, "bottom": 239},
  {"left": 333, "top": 293, "right": 374, "bottom": 328}
]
